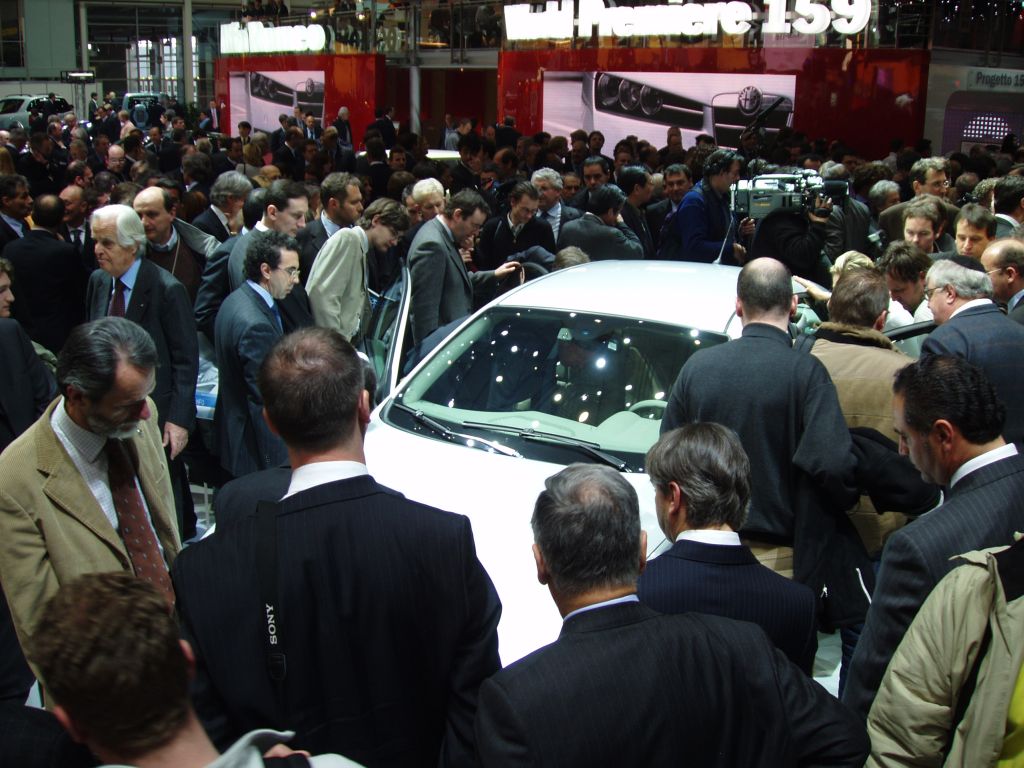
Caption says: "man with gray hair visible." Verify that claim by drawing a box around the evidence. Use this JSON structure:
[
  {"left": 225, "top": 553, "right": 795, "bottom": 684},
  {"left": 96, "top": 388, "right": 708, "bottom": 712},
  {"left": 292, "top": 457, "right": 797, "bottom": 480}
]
[
  {"left": 921, "top": 255, "right": 1024, "bottom": 444},
  {"left": 0, "top": 316, "right": 181, "bottom": 666},
  {"left": 531, "top": 167, "right": 581, "bottom": 242},
  {"left": 192, "top": 170, "right": 252, "bottom": 243},
  {"left": 475, "top": 463, "right": 868, "bottom": 766},
  {"left": 85, "top": 203, "right": 198, "bottom": 534}
]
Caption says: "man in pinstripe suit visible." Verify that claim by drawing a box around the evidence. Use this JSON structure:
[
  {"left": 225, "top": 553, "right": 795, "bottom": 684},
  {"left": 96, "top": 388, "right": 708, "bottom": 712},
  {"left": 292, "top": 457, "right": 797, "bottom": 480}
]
[{"left": 844, "top": 355, "right": 1024, "bottom": 719}]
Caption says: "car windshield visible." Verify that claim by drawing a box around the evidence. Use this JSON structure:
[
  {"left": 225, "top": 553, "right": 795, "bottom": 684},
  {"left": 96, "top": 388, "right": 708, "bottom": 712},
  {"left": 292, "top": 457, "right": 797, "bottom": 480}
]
[
  {"left": 0, "top": 98, "right": 22, "bottom": 115},
  {"left": 384, "top": 306, "right": 728, "bottom": 471}
]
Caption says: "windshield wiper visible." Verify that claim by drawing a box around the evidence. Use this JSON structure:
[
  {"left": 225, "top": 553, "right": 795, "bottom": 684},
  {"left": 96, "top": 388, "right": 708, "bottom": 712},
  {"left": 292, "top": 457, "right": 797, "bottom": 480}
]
[
  {"left": 390, "top": 402, "right": 522, "bottom": 458},
  {"left": 461, "top": 422, "right": 632, "bottom": 472}
]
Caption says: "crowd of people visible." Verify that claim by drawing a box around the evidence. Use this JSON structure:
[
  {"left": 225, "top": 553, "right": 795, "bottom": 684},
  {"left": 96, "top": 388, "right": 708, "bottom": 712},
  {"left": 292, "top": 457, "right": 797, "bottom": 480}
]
[{"left": 1, "top": 95, "right": 1024, "bottom": 766}]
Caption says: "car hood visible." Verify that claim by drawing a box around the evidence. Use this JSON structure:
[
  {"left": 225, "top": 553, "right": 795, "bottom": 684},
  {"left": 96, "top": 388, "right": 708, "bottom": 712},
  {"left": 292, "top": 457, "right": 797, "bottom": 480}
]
[{"left": 364, "top": 414, "right": 671, "bottom": 664}]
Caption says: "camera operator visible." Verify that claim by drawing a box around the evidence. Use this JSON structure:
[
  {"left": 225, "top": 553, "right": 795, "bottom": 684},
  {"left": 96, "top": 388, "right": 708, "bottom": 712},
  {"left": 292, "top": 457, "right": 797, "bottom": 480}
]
[
  {"left": 666, "top": 149, "right": 754, "bottom": 263},
  {"left": 820, "top": 161, "right": 879, "bottom": 261},
  {"left": 748, "top": 186, "right": 834, "bottom": 286}
]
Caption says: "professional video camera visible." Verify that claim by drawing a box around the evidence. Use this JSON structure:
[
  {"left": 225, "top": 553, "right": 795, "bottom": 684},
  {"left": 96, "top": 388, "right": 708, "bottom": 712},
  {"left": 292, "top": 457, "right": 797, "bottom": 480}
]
[{"left": 731, "top": 171, "right": 848, "bottom": 220}]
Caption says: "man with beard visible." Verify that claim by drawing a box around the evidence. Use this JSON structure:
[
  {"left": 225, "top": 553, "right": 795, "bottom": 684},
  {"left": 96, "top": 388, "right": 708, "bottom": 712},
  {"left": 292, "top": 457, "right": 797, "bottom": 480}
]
[{"left": 0, "top": 316, "right": 181, "bottom": 667}]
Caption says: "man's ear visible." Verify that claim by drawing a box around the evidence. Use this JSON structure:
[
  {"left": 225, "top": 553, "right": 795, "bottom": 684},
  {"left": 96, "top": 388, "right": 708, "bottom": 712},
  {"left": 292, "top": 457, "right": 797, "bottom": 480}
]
[
  {"left": 533, "top": 543, "right": 549, "bottom": 586},
  {"left": 262, "top": 407, "right": 279, "bottom": 436},
  {"left": 932, "top": 418, "right": 956, "bottom": 452},
  {"left": 53, "top": 705, "right": 87, "bottom": 745},
  {"left": 638, "top": 529, "right": 648, "bottom": 575},
  {"left": 357, "top": 389, "right": 371, "bottom": 431},
  {"left": 734, "top": 297, "right": 744, "bottom": 318},
  {"left": 789, "top": 294, "right": 798, "bottom": 318},
  {"left": 180, "top": 639, "right": 197, "bottom": 681}
]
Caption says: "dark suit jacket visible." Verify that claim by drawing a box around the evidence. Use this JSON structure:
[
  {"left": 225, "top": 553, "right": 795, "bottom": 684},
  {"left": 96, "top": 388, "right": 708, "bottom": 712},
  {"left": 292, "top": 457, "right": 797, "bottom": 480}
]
[
  {"left": 212, "top": 466, "right": 291, "bottom": 532},
  {"left": 921, "top": 303, "right": 1024, "bottom": 445},
  {"left": 556, "top": 213, "right": 644, "bottom": 261},
  {"left": 194, "top": 235, "right": 237, "bottom": 341},
  {"left": 844, "top": 452, "right": 1024, "bottom": 719},
  {"left": 448, "top": 162, "right": 480, "bottom": 196},
  {"left": 58, "top": 221, "right": 98, "bottom": 276},
  {"left": 368, "top": 117, "right": 396, "bottom": 149},
  {"left": 1010, "top": 300, "right": 1024, "bottom": 326},
  {"left": 213, "top": 283, "right": 287, "bottom": 477},
  {"left": 191, "top": 207, "right": 231, "bottom": 243},
  {"left": 227, "top": 229, "right": 315, "bottom": 333},
  {"left": 173, "top": 474, "right": 502, "bottom": 765},
  {"left": 0, "top": 318, "right": 55, "bottom": 453},
  {"left": 644, "top": 197, "right": 673, "bottom": 251},
  {"left": 475, "top": 215, "right": 556, "bottom": 271},
  {"left": 86, "top": 259, "right": 198, "bottom": 431},
  {"left": 296, "top": 217, "right": 330, "bottom": 286},
  {"left": 475, "top": 603, "right": 868, "bottom": 767},
  {"left": 620, "top": 201, "right": 655, "bottom": 259},
  {"left": 637, "top": 539, "right": 817, "bottom": 673},
  {"left": 4, "top": 229, "right": 86, "bottom": 353},
  {"left": 408, "top": 217, "right": 497, "bottom": 345},
  {"left": 272, "top": 144, "right": 304, "bottom": 182},
  {"left": 0, "top": 217, "right": 25, "bottom": 255}
]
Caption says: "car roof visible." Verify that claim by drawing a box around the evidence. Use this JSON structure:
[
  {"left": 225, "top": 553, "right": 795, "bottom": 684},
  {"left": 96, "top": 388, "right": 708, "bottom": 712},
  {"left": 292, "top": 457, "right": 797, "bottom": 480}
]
[{"left": 493, "top": 260, "right": 741, "bottom": 334}]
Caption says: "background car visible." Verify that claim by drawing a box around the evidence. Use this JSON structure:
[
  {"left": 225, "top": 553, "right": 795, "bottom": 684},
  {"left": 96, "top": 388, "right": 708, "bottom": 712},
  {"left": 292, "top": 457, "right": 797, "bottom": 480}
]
[
  {"left": 363, "top": 260, "right": 744, "bottom": 662},
  {"left": 0, "top": 94, "right": 73, "bottom": 130}
]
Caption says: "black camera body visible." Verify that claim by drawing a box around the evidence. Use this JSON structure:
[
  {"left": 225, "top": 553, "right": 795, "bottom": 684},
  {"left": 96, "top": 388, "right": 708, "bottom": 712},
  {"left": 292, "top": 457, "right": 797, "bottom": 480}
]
[{"left": 731, "top": 171, "right": 849, "bottom": 220}]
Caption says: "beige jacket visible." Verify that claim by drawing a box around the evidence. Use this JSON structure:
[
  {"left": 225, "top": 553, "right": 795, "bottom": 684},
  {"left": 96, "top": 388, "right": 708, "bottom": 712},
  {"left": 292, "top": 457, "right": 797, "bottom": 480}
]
[
  {"left": 307, "top": 226, "right": 370, "bottom": 342},
  {"left": 0, "top": 398, "right": 180, "bottom": 661},
  {"left": 810, "top": 323, "right": 912, "bottom": 556},
  {"left": 867, "top": 545, "right": 1024, "bottom": 767}
]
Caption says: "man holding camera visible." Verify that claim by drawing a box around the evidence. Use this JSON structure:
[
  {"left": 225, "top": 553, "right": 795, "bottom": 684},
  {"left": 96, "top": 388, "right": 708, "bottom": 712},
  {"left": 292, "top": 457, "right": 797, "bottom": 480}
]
[{"left": 748, "top": 187, "right": 834, "bottom": 285}]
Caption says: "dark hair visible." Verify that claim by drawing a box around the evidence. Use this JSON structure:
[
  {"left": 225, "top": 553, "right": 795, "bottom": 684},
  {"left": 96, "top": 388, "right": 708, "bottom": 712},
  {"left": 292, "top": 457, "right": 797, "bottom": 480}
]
[
  {"left": 531, "top": 464, "right": 640, "bottom": 597},
  {"left": 737, "top": 258, "right": 792, "bottom": 315},
  {"left": 646, "top": 423, "right": 751, "bottom": 531},
  {"left": 0, "top": 173, "right": 28, "bottom": 203},
  {"left": 877, "top": 241, "right": 931, "bottom": 283},
  {"left": 903, "top": 197, "right": 942, "bottom": 231},
  {"left": 244, "top": 230, "right": 298, "bottom": 282},
  {"left": 31, "top": 194, "right": 64, "bottom": 229},
  {"left": 586, "top": 184, "right": 625, "bottom": 216},
  {"left": 243, "top": 187, "right": 267, "bottom": 230},
  {"left": 663, "top": 163, "right": 691, "bottom": 180},
  {"left": 507, "top": 180, "right": 539, "bottom": 206},
  {"left": 994, "top": 175, "right": 1024, "bottom": 216},
  {"left": 893, "top": 355, "right": 1005, "bottom": 444},
  {"left": 954, "top": 202, "right": 997, "bottom": 238},
  {"left": 238, "top": 120, "right": 252, "bottom": 130},
  {"left": 264, "top": 179, "right": 308, "bottom": 215},
  {"left": 828, "top": 269, "right": 890, "bottom": 327},
  {"left": 582, "top": 155, "right": 611, "bottom": 177},
  {"left": 457, "top": 132, "right": 482, "bottom": 156},
  {"left": 444, "top": 188, "right": 491, "bottom": 220},
  {"left": 57, "top": 317, "right": 158, "bottom": 400},
  {"left": 703, "top": 149, "right": 741, "bottom": 180},
  {"left": 65, "top": 160, "right": 90, "bottom": 186},
  {"left": 29, "top": 573, "right": 188, "bottom": 760},
  {"left": 616, "top": 165, "right": 649, "bottom": 197},
  {"left": 258, "top": 327, "right": 364, "bottom": 452},
  {"left": 365, "top": 137, "right": 386, "bottom": 162},
  {"left": 357, "top": 197, "right": 410, "bottom": 232}
]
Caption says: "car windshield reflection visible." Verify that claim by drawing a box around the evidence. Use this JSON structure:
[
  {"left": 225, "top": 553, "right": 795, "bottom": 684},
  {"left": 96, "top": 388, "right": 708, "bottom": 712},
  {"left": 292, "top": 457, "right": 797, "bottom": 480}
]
[{"left": 383, "top": 307, "right": 728, "bottom": 471}]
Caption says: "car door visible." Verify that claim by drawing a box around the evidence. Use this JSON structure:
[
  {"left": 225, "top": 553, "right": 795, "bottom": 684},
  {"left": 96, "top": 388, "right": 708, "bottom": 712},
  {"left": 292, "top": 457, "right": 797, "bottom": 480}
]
[{"left": 360, "top": 262, "right": 412, "bottom": 403}]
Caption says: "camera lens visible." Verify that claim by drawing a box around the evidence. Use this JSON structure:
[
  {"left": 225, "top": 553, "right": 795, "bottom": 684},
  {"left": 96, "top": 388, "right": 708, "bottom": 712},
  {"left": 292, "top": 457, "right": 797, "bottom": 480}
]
[
  {"left": 596, "top": 74, "right": 620, "bottom": 107},
  {"left": 618, "top": 80, "right": 641, "bottom": 111},
  {"left": 639, "top": 86, "right": 662, "bottom": 116}
]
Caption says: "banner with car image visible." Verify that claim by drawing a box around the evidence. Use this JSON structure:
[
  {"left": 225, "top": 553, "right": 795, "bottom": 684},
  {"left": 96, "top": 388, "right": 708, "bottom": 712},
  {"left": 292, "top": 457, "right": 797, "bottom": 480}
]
[
  {"left": 228, "top": 70, "right": 325, "bottom": 135},
  {"left": 543, "top": 71, "right": 796, "bottom": 151}
]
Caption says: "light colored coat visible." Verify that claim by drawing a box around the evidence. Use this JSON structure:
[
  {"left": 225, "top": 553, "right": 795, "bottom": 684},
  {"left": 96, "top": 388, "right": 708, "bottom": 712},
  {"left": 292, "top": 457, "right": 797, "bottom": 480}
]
[
  {"left": 0, "top": 398, "right": 180, "bottom": 664},
  {"left": 307, "top": 226, "right": 369, "bottom": 342}
]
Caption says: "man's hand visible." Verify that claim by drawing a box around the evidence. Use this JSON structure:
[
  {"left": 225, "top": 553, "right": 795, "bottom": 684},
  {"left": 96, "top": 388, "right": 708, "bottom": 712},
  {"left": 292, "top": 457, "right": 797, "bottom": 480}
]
[
  {"left": 163, "top": 422, "right": 189, "bottom": 461},
  {"left": 732, "top": 243, "right": 748, "bottom": 263},
  {"left": 495, "top": 261, "right": 524, "bottom": 284},
  {"left": 808, "top": 195, "right": 833, "bottom": 224},
  {"left": 738, "top": 217, "right": 756, "bottom": 238}
]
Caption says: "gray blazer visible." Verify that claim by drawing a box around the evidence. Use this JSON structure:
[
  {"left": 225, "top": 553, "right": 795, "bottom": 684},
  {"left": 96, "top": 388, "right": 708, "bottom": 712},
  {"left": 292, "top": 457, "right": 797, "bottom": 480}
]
[
  {"left": 408, "top": 217, "right": 496, "bottom": 345},
  {"left": 556, "top": 212, "right": 644, "bottom": 261}
]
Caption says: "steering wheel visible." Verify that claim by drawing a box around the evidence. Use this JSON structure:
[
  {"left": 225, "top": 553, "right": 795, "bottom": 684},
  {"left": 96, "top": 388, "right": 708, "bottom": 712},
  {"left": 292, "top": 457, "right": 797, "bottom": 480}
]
[{"left": 626, "top": 399, "right": 668, "bottom": 417}]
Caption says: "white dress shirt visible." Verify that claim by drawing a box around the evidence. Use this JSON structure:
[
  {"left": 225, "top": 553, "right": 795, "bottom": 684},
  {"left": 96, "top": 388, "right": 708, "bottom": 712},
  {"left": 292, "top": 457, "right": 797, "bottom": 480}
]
[
  {"left": 283, "top": 460, "right": 369, "bottom": 499},
  {"left": 950, "top": 443, "right": 1019, "bottom": 489}
]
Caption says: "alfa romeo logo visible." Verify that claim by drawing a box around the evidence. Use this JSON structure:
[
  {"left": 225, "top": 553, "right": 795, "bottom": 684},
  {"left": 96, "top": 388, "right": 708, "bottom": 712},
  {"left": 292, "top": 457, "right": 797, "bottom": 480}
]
[{"left": 738, "top": 86, "right": 763, "bottom": 116}]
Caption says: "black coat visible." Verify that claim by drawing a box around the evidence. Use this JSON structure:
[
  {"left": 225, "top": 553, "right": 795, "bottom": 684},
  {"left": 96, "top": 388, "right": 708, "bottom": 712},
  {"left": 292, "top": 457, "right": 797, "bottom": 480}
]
[
  {"left": 4, "top": 230, "right": 86, "bottom": 353},
  {"left": 191, "top": 207, "right": 231, "bottom": 244},
  {"left": 638, "top": 539, "right": 818, "bottom": 673},
  {"left": 475, "top": 215, "right": 556, "bottom": 271},
  {"left": 172, "top": 474, "right": 501, "bottom": 764},
  {"left": 475, "top": 602, "right": 868, "bottom": 767},
  {"left": 86, "top": 259, "right": 198, "bottom": 431}
]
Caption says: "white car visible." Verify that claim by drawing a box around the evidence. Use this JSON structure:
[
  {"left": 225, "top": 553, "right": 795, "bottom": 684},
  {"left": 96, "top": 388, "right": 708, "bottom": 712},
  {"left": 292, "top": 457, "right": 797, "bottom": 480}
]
[{"left": 363, "top": 260, "right": 744, "bottom": 663}]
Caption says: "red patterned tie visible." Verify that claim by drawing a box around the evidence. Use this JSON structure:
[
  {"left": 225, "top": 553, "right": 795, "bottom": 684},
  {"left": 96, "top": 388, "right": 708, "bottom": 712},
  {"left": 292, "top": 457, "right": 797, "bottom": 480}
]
[
  {"left": 108, "top": 279, "right": 127, "bottom": 318},
  {"left": 105, "top": 439, "right": 175, "bottom": 606}
]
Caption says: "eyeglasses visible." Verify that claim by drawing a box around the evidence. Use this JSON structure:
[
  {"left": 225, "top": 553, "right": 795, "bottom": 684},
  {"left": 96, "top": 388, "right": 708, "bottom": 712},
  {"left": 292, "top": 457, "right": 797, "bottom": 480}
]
[
  {"left": 923, "top": 285, "right": 946, "bottom": 300},
  {"left": 276, "top": 266, "right": 300, "bottom": 278},
  {"left": 986, "top": 267, "right": 1005, "bottom": 276}
]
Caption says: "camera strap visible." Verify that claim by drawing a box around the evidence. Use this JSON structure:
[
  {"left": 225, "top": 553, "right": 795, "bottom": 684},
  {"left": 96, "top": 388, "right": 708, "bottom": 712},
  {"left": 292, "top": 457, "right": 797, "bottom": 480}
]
[{"left": 256, "top": 500, "right": 288, "bottom": 721}]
